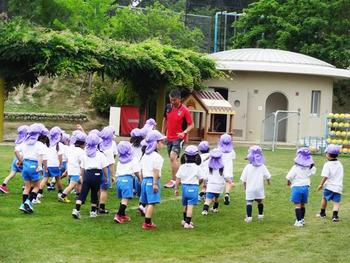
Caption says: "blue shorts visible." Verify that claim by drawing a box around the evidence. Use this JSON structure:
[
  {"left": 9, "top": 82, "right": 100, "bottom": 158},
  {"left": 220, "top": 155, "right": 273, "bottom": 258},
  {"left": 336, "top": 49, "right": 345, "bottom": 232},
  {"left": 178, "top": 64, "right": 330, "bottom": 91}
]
[
  {"left": 45, "top": 167, "right": 61, "bottom": 177},
  {"left": 116, "top": 175, "right": 134, "bottom": 199},
  {"left": 323, "top": 189, "right": 341, "bottom": 202},
  {"left": 290, "top": 186, "right": 309, "bottom": 204},
  {"left": 100, "top": 166, "right": 111, "bottom": 190},
  {"left": 206, "top": 192, "right": 220, "bottom": 200},
  {"left": 22, "top": 159, "right": 41, "bottom": 182},
  {"left": 141, "top": 177, "right": 161, "bottom": 204},
  {"left": 60, "top": 161, "right": 67, "bottom": 175},
  {"left": 133, "top": 176, "right": 142, "bottom": 197},
  {"left": 11, "top": 157, "right": 22, "bottom": 173},
  {"left": 69, "top": 175, "right": 80, "bottom": 183},
  {"left": 182, "top": 184, "right": 199, "bottom": 206}
]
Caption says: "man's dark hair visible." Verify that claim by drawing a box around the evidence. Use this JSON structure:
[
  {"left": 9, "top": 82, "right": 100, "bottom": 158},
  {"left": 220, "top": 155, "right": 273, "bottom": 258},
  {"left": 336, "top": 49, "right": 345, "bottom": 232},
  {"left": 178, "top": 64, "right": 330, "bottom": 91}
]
[{"left": 169, "top": 89, "right": 181, "bottom": 98}]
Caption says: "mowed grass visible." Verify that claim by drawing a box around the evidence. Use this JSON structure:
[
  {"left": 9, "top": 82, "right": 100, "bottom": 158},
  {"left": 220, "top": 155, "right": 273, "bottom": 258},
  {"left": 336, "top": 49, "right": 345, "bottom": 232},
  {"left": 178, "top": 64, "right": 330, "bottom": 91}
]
[{"left": 0, "top": 145, "right": 349, "bottom": 263}]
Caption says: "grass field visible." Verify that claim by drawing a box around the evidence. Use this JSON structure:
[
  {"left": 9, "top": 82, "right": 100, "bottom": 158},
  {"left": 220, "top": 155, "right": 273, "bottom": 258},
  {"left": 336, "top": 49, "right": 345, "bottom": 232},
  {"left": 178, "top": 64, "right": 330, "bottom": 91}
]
[{"left": 0, "top": 145, "right": 349, "bottom": 263}]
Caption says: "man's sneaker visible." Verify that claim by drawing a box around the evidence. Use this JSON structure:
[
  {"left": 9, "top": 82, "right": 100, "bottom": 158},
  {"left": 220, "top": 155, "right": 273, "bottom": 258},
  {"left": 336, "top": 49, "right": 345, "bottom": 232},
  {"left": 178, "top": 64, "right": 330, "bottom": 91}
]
[
  {"left": 90, "top": 211, "right": 98, "bottom": 218},
  {"left": 294, "top": 220, "right": 304, "bottom": 227},
  {"left": 301, "top": 219, "right": 305, "bottom": 225},
  {"left": 122, "top": 215, "right": 131, "bottom": 222},
  {"left": 316, "top": 213, "right": 326, "bottom": 218},
  {"left": 257, "top": 214, "right": 264, "bottom": 221},
  {"left": 244, "top": 217, "right": 252, "bottom": 223},
  {"left": 19, "top": 203, "right": 30, "bottom": 213},
  {"left": 138, "top": 205, "right": 146, "bottom": 216},
  {"left": 163, "top": 180, "right": 175, "bottom": 189},
  {"left": 142, "top": 222, "right": 157, "bottom": 229},
  {"left": 24, "top": 199, "right": 33, "bottom": 213},
  {"left": 72, "top": 209, "right": 81, "bottom": 219},
  {"left": 332, "top": 217, "right": 340, "bottom": 222},
  {"left": 98, "top": 209, "right": 109, "bottom": 214},
  {"left": 212, "top": 208, "right": 219, "bottom": 213},
  {"left": 184, "top": 223, "right": 194, "bottom": 229},
  {"left": 32, "top": 198, "right": 41, "bottom": 204},
  {"left": 114, "top": 214, "right": 124, "bottom": 224},
  {"left": 58, "top": 196, "right": 71, "bottom": 203},
  {"left": 201, "top": 210, "right": 208, "bottom": 216},
  {"left": 0, "top": 185, "right": 9, "bottom": 194},
  {"left": 224, "top": 194, "right": 230, "bottom": 205}
]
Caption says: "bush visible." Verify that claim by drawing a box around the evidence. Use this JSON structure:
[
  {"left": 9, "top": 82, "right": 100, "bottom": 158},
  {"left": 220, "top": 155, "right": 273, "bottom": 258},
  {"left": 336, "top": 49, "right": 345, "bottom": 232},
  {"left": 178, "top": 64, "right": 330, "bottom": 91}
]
[{"left": 90, "top": 85, "right": 117, "bottom": 116}]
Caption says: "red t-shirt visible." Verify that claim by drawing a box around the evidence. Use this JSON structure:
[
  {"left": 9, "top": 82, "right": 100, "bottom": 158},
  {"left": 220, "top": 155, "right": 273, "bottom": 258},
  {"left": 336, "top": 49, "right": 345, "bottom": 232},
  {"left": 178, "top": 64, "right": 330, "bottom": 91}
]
[{"left": 164, "top": 104, "right": 193, "bottom": 142}]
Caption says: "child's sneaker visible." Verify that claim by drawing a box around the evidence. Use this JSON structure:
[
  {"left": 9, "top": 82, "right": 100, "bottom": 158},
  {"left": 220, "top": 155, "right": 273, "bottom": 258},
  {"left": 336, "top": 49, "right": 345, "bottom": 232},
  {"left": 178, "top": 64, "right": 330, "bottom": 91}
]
[
  {"left": 24, "top": 199, "right": 33, "bottom": 213},
  {"left": 58, "top": 196, "right": 71, "bottom": 203},
  {"left": 0, "top": 185, "right": 9, "bottom": 194},
  {"left": 72, "top": 209, "right": 81, "bottom": 219},
  {"left": 114, "top": 214, "right": 124, "bottom": 224},
  {"left": 257, "top": 214, "right": 264, "bottom": 221},
  {"left": 137, "top": 205, "right": 146, "bottom": 216},
  {"left": 244, "top": 217, "right": 252, "bottom": 223},
  {"left": 47, "top": 184, "right": 55, "bottom": 191},
  {"left": 301, "top": 219, "right": 305, "bottom": 225},
  {"left": 294, "top": 220, "right": 304, "bottom": 227},
  {"left": 184, "top": 223, "right": 194, "bottom": 229},
  {"left": 37, "top": 193, "right": 43, "bottom": 200},
  {"left": 142, "top": 222, "right": 157, "bottom": 229},
  {"left": 122, "top": 215, "right": 131, "bottom": 222},
  {"left": 90, "top": 211, "right": 98, "bottom": 218},
  {"left": 212, "top": 208, "right": 219, "bottom": 213},
  {"left": 316, "top": 213, "right": 326, "bottom": 218},
  {"left": 181, "top": 220, "right": 194, "bottom": 226},
  {"left": 201, "top": 210, "right": 208, "bottom": 216},
  {"left": 224, "top": 194, "right": 230, "bottom": 205},
  {"left": 19, "top": 203, "right": 30, "bottom": 213},
  {"left": 98, "top": 209, "right": 109, "bottom": 214},
  {"left": 332, "top": 217, "right": 340, "bottom": 222},
  {"left": 32, "top": 198, "right": 41, "bottom": 204}
]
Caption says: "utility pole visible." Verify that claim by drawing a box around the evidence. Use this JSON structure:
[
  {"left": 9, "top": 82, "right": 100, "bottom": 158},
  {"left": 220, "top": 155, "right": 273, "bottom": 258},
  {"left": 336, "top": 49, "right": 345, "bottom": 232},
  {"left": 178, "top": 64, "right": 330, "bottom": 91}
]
[{"left": 184, "top": 0, "right": 189, "bottom": 26}]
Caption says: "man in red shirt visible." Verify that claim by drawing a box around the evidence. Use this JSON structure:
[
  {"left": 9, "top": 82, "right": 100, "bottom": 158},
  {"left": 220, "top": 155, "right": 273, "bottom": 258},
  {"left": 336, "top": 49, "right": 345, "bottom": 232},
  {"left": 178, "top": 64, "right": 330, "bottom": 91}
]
[{"left": 162, "top": 90, "right": 194, "bottom": 188}]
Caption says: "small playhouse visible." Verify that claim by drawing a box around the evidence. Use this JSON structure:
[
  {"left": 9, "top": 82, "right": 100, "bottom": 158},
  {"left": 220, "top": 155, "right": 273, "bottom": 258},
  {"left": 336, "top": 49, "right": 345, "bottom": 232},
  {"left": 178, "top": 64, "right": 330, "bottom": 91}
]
[{"left": 182, "top": 90, "right": 235, "bottom": 143}]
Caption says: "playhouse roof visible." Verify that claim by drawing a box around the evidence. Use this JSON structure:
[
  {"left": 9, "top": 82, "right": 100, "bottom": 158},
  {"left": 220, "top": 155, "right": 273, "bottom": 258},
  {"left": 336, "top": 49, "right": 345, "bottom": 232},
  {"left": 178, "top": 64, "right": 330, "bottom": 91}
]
[
  {"left": 209, "top": 48, "right": 350, "bottom": 79},
  {"left": 192, "top": 90, "right": 235, "bottom": 115}
]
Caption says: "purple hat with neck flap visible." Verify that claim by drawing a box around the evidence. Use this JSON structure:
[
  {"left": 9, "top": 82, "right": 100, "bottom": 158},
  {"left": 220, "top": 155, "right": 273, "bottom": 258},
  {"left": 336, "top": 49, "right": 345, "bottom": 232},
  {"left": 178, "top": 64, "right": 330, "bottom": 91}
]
[
  {"left": 145, "top": 130, "right": 166, "bottom": 154},
  {"left": 71, "top": 130, "right": 87, "bottom": 144},
  {"left": 117, "top": 141, "right": 134, "bottom": 164},
  {"left": 209, "top": 148, "right": 224, "bottom": 170},
  {"left": 246, "top": 145, "right": 265, "bottom": 167},
  {"left": 130, "top": 128, "right": 142, "bottom": 138},
  {"left": 198, "top": 141, "right": 209, "bottom": 152},
  {"left": 185, "top": 145, "right": 199, "bottom": 156},
  {"left": 86, "top": 133, "right": 102, "bottom": 157},
  {"left": 219, "top": 133, "right": 233, "bottom": 153},
  {"left": 98, "top": 126, "right": 115, "bottom": 151},
  {"left": 294, "top": 147, "right": 314, "bottom": 167},
  {"left": 325, "top": 144, "right": 341, "bottom": 155},
  {"left": 25, "top": 123, "right": 43, "bottom": 145},
  {"left": 15, "top": 125, "right": 29, "bottom": 144},
  {"left": 49, "top": 126, "right": 62, "bottom": 147}
]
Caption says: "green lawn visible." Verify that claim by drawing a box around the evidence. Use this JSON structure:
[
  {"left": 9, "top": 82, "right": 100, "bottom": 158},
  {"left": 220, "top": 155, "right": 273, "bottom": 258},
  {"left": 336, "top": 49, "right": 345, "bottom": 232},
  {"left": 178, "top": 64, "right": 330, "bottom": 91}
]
[{"left": 0, "top": 146, "right": 349, "bottom": 263}]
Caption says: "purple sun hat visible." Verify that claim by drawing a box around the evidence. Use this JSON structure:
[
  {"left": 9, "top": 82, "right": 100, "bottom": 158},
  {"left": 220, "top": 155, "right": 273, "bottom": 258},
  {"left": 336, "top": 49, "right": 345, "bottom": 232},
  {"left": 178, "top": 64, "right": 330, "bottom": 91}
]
[
  {"left": 144, "top": 118, "right": 157, "bottom": 129},
  {"left": 86, "top": 133, "right": 102, "bottom": 157},
  {"left": 219, "top": 133, "right": 233, "bottom": 153},
  {"left": 246, "top": 146, "right": 265, "bottom": 167},
  {"left": 130, "top": 128, "right": 142, "bottom": 138},
  {"left": 98, "top": 126, "right": 114, "bottom": 151},
  {"left": 72, "top": 130, "right": 87, "bottom": 143},
  {"left": 41, "top": 127, "right": 49, "bottom": 137},
  {"left": 145, "top": 130, "right": 166, "bottom": 154},
  {"left": 185, "top": 145, "right": 199, "bottom": 156},
  {"left": 25, "top": 123, "right": 43, "bottom": 145},
  {"left": 325, "top": 144, "right": 342, "bottom": 155},
  {"left": 89, "top": 129, "right": 100, "bottom": 136},
  {"left": 209, "top": 148, "right": 224, "bottom": 170},
  {"left": 15, "top": 125, "right": 29, "bottom": 144},
  {"left": 294, "top": 147, "right": 314, "bottom": 167},
  {"left": 117, "top": 141, "right": 134, "bottom": 164},
  {"left": 198, "top": 141, "right": 209, "bottom": 153},
  {"left": 49, "top": 126, "right": 62, "bottom": 146},
  {"left": 140, "top": 139, "right": 147, "bottom": 147},
  {"left": 60, "top": 131, "right": 70, "bottom": 143}
]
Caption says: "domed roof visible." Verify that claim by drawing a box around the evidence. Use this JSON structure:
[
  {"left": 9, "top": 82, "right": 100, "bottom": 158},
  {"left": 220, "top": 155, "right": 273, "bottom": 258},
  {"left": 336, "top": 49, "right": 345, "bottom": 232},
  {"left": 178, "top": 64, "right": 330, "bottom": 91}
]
[{"left": 209, "top": 48, "right": 350, "bottom": 79}]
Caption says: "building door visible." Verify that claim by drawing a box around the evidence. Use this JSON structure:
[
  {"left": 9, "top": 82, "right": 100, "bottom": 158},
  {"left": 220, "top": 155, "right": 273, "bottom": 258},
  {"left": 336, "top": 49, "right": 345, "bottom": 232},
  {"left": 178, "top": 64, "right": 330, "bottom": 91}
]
[{"left": 264, "top": 92, "right": 288, "bottom": 142}]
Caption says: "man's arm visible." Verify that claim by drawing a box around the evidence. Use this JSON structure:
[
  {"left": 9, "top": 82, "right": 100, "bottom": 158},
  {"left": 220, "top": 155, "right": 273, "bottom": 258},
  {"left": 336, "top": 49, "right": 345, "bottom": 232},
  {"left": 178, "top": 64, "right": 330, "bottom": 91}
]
[{"left": 162, "top": 117, "right": 167, "bottom": 135}]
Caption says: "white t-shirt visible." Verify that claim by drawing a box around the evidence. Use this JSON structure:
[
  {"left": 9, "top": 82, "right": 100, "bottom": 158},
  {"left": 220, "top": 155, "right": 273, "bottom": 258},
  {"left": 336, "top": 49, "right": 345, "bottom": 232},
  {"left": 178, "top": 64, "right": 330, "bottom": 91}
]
[
  {"left": 46, "top": 142, "right": 64, "bottom": 167},
  {"left": 116, "top": 157, "right": 141, "bottom": 177},
  {"left": 286, "top": 165, "right": 316, "bottom": 187},
  {"left": 65, "top": 145, "right": 85, "bottom": 175},
  {"left": 222, "top": 150, "right": 236, "bottom": 178},
  {"left": 204, "top": 168, "right": 231, "bottom": 194},
  {"left": 61, "top": 144, "right": 69, "bottom": 162},
  {"left": 15, "top": 141, "right": 47, "bottom": 161},
  {"left": 102, "top": 141, "right": 118, "bottom": 166},
  {"left": 80, "top": 151, "right": 109, "bottom": 170},
  {"left": 14, "top": 143, "right": 24, "bottom": 158},
  {"left": 321, "top": 160, "right": 344, "bottom": 194},
  {"left": 132, "top": 145, "right": 143, "bottom": 161},
  {"left": 140, "top": 151, "right": 164, "bottom": 178},
  {"left": 240, "top": 164, "right": 271, "bottom": 200},
  {"left": 176, "top": 163, "right": 203, "bottom": 185},
  {"left": 200, "top": 153, "right": 210, "bottom": 179}
]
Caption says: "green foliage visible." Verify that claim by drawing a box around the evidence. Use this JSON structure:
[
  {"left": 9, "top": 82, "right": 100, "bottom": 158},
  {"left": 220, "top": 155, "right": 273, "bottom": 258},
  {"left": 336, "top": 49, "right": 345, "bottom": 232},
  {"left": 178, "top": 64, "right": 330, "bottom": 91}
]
[
  {"left": 115, "top": 83, "right": 139, "bottom": 106},
  {"left": 90, "top": 85, "right": 117, "bottom": 116}
]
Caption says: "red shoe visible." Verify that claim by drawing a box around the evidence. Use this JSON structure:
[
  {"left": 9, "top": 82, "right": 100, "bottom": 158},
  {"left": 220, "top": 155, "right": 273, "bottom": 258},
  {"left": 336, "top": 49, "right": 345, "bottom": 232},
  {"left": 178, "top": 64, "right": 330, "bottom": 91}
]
[
  {"left": 122, "top": 215, "right": 131, "bottom": 222},
  {"left": 163, "top": 180, "right": 175, "bottom": 189},
  {"left": 0, "top": 185, "right": 9, "bottom": 194},
  {"left": 142, "top": 222, "right": 157, "bottom": 230},
  {"left": 113, "top": 214, "right": 124, "bottom": 224}
]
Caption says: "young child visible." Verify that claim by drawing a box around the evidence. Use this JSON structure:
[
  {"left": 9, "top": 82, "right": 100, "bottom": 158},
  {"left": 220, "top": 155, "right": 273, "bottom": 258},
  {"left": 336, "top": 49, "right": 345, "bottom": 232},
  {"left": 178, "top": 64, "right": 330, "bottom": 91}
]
[
  {"left": 286, "top": 147, "right": 316, "bottom": 227},
  {"left": 198, "top": 141, "right": 210, "bottom": 201},
  {"left": 218, "top": 134, "right": 236, "bottom": 205},
  {"left": 72, "top": 133, "right": 109, "bottom": 219},
  {"left": 174, "top": 145, "right": 203, "bottom": 229},
  {"left": 140, "top": 130, "right": 166, "bottom": 229},
  {"left": 59, "top": 130, "right": 86, "bottom": 203},
  {"left": 15, "top": 123, "right": 46, "bottom": 213},
  {"left": 114, "top": 141, "right": 141, "bottom": 224},
  {"left": 201, "top": 148, "right": 232, "bottom": 215},
  {"left": 0, "top": 125, "right": 28, "bottom": 194},
  {"left": 316, "top": 144, "right": 344, "bottom": 222},
  {"left": 240, "top": 146, "right": 271, "bottom": 223}
]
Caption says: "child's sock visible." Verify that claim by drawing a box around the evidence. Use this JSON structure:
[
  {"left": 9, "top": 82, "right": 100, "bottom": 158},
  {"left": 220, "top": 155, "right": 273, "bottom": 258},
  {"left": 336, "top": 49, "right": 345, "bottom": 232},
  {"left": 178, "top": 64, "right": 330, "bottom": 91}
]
[
  {"left": 183, "top": 212, "right": 187, "bottom": 221},
  {"left": 61, "top": 193, "right": 67, "bottom": 199},
  {"left": 258, "top": 203, "right": 264, "bottom": 215},
  {"left": 199, "top": 192, "right": 205, "bottom": 197},
  {"left": 91, "top": 206, "right": 97, "bottom": 212},
  {"left": 2, "top": 183, "right": 6, "bottom": 187},
  {"left": 213, "top": 202, "right": 219, "bottom": 209},
  {"left": 301, "top": 207, "right": 305, "bottom": 219},
  {"left": 320, "top": 208, "right": 326, "bottom": 216},
  {"left": 145, "top": 217, "right": 152, "bottom": 224},
  {"left": 22, "top": 194, "right": 29, "bottom": 203},
  {"left": 332, "top": 211, "right": 339, "bottom": 218},
  {"left": 29, "top": 192, "right": 37, "bottom": 202},
  {"left": 118, "top": 204, "right": 127, "bottom": 216},
  {"left": 295, "top": 208, "right": 302, "bottom": 221},
  {"left": 38, "top": 189, "right": 43, "bottom": 195},
  {"left": 58, "top": 189, "right": 63, "bottom": 194},
  {"left": 203, "top": 204, "right": 209, "bottom": 212},
  {"left": 75, "top": 203, "right": 81, "bottom": 211},
  {"left": 185, "top": 217, "right": 192, "bottom": 224},
  {"left": 100, "top": 203, "right": 106, "bottom": 211},
  {"left": 246, "top": 204, "right": 252, "bottom": 217}
]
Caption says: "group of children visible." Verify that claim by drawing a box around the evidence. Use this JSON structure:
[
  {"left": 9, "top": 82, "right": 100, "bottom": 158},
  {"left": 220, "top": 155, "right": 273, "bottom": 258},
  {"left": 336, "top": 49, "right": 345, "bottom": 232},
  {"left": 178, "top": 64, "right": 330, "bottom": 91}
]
[{"left": 0, "top": 120, "right": 345, "bottom": 230}]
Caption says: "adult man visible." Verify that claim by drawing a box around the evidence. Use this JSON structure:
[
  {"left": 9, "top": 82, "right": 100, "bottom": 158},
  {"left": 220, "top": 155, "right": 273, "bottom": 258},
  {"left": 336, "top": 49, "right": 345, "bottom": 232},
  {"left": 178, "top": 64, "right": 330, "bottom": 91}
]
[{"left": 162, "top": 90, "right": 194, "bottom": 188}]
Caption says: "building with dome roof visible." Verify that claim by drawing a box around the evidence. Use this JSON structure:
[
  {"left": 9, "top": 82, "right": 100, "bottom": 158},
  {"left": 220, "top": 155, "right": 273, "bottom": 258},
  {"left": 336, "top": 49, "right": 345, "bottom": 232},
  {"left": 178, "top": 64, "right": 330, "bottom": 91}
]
[{"left": 202, "top": 48, "right": 350, "bottom": 143}]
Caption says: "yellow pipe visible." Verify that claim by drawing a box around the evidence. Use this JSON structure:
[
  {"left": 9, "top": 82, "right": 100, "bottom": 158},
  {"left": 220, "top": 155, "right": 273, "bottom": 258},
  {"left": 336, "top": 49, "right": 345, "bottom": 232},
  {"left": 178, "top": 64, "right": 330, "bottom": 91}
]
[
  {"left": 156, "top": 87, "right": 166, "bottom": 131},
  {"left": 0, "top": 77, "right": 4, "bottom": 141}
]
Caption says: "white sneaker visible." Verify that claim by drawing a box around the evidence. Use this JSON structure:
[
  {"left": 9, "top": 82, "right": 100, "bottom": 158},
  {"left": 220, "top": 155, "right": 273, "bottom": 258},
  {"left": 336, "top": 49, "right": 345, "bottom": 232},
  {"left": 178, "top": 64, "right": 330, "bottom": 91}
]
[
  {"left": 245, "top": 217, "right": 252, "bottom": 223},
  {"left": 37, "top": 193, "right": 43, "bottom": 200},
  {"left": 58, "top": 193, "right": 62, "bottom": 199},
  {"left": 138, "top": 205, "right": 146, "bottom": 214},
  {"left": 201, "top": 210, "right": 208, "bottom": 216},
  {"left": 90, "top": 211, "right": 98, "bottom": 218},
  {"left": 72, "top": 209, "right": 81, "bottom": 219},
  {"left": 212, "top": 208, "right": 219, "bottom": 213},
  {"left": 184, "top": 223, "right": 194, "bottom": 229},
  {"left": 181, "top": 220, "right": 194, "bottom": 226},
  {"left": 301, "top": 219, "right": 305, "bottom": 225},
  {"left": 32, "top": 198, "right": 41, "bottom": 204},
  {"left": 294, "top": 220, "right": 304, "bottom": 227},
  {"left": 257, "top": 214, "right": 264, "bottom": 221}
]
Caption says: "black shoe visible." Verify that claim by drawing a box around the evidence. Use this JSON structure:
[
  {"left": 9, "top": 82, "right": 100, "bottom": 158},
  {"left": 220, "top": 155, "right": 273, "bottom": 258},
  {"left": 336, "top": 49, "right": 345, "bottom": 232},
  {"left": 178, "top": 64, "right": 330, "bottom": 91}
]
[
  {"left": 224, "top": 194, "right": 230, "bottom": 205},
  {"left": 98, "top": 209, "right": 109, "bottom": 214},
  {"left": 332, "top": 216, "right": 340, "bottom": 222}
]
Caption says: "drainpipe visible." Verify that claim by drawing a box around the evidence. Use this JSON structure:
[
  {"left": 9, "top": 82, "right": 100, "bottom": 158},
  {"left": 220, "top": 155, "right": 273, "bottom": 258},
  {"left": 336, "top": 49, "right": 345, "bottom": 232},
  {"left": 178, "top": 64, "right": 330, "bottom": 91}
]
[{"left": 0, "top": 77, "right": 4, "bottom": 141}]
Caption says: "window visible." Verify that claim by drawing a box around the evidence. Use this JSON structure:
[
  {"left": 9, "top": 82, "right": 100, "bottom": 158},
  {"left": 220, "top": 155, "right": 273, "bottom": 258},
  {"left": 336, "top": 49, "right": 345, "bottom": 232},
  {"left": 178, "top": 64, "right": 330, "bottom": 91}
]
[{"left": 311, "top": 90, "right": 321, "bottom": 116}]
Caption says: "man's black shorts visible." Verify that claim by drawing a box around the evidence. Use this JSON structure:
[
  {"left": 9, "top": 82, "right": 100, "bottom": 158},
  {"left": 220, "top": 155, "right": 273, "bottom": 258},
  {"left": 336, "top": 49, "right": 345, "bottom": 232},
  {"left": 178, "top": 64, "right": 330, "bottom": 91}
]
[{"left": 167, "top": 139, "right": 184, "bottom": 157}]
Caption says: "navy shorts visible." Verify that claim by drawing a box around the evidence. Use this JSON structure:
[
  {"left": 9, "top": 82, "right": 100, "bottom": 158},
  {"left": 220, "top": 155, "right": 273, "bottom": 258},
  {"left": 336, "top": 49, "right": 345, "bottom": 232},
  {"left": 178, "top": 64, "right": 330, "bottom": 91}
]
[
  {"left": 11, "top": 157, "right": 22, "bottom": 173},
  {"left": 45, "top": 167, "right": 60, "bottom": 177},
  {"left": 141, "top": 177, "right": 161, "bottom": 204},
  {"left": 100, "top": 166, "right": 111, "bottom": 190},
  {"left": 22, "top": 159, "right": 41, "bottom": 182},
  {"left": 167, "top": 139, "right": 183, "bottom": 157},
  {"left": 206, "top": 192, "right": 220, "bottom": 200},
  {"left": 323, "top": 189, "right": 341, "bottom": 202},
  {"left": 116, "top": 175, "right": 134, "bottom": 199},
  {"left": 290, "top": 186, "right": 309, "bottom": 204},
  {"left": 182, "top": 184, "right": 199, "bottom": 206}
]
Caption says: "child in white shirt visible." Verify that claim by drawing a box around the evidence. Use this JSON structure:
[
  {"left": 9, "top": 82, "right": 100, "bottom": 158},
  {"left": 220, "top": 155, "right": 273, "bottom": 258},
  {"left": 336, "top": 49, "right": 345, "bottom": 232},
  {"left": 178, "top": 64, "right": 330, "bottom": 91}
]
[{"left": 198, "top": 141, "right": 210, "bottom": 201}]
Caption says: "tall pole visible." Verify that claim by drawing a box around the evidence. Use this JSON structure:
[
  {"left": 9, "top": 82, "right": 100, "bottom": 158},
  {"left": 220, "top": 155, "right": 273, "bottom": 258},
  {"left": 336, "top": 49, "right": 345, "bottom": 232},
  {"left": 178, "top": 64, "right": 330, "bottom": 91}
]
[
  {"left": 184, "top": 0, "right": 189, "bottom": 26},
  {"left": 0, "top": 77, "right": 5, "bottom": 141}
]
